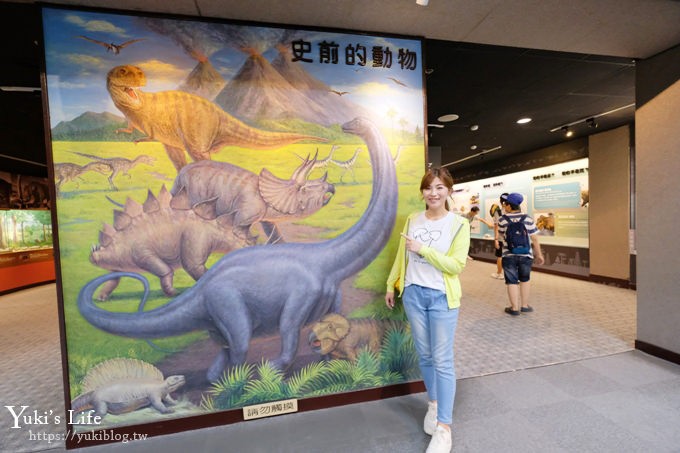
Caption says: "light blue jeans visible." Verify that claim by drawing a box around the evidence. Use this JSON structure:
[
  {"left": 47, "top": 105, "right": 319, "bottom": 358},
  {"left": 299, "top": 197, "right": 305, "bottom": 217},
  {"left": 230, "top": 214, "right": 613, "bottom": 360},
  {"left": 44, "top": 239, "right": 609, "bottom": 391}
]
[{"left": 402, "top": 284, "right": 459, "bottom": 425}]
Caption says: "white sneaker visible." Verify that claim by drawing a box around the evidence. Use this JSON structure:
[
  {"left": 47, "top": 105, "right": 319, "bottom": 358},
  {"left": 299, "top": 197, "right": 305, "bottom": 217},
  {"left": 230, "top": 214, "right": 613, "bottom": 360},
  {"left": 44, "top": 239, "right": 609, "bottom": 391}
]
[
  {"left": 423, "top": 401, "right": 437, "bottom": 435},
  {"left": 426, "top": 425, "right": 452, "bottom": 453},
  {"left": 491, "top": 272, "right": 504, "bottom": 280}
]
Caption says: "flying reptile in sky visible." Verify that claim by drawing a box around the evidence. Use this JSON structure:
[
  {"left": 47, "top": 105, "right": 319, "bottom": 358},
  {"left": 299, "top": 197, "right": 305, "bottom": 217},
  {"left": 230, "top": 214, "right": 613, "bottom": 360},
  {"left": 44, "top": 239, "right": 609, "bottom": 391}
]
[
  {"left": 387, "top": 77, "right": 408, "bottom": 87},
  {"left": 78, "top": 36, "right": 145, "bottom": 55},
  {"left": 330, "top": 89, "right": 349, "bottom": 96}
]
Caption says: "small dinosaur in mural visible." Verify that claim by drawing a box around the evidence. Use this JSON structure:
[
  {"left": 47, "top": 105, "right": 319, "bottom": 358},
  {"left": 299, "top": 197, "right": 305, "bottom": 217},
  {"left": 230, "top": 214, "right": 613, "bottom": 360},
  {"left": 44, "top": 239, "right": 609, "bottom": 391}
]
[
  {"left": 170, "top": 152, "right": 335, "bottom": 245},
  {"left": 90, "top": 185, "right": 248, "bottom": 300},
  {"left": 293, "top": 145, "right": 338, "bottom": 170},
  {"left": 308, "top": 313, "right": 406, "bottom": 362},
  {"left": 70, "top": 151, "right": 155, "bottom": 191},
  {"left": 106, "top": 65, "right": 326, "bottom": 171},
  {"left": 330, "top": 147, "right": 363, "bottom": 183},
  {"left": 53, "top": 161, "right": 111, "bottom": 193},
  {"left": 77, "top": 116, "right": 397, "bottom": 382},
  {"left": 70, "top": 358, "right": 185, "bottom": 417}
]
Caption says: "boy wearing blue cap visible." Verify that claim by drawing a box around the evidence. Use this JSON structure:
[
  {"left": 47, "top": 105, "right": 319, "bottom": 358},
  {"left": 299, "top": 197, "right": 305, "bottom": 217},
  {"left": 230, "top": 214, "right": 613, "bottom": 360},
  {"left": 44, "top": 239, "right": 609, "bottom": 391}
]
[{"left": 497, "top": 193, "right": 545, "bottom": 316}]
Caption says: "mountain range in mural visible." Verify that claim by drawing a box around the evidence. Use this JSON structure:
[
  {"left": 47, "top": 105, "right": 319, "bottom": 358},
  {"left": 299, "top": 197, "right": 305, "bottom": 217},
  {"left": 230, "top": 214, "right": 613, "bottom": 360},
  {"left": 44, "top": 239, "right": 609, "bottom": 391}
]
[
  {"left": 52, "top": 45, "right": 372, "bottom": 141},
  {"left": 51, "top": 111, "right": 141, "bottom": 141}
]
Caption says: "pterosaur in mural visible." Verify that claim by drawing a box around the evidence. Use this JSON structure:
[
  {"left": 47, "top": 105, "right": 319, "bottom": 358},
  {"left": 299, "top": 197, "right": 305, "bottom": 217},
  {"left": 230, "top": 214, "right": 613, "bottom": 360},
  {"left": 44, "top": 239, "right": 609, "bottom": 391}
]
[
  {"left": 387, "top": 76, "right": 408, "bottom": 87},
  {"left": 77, "top": 116, "right": 397, "bottom": 382},
  {"left": 78, "top": 35, "right": 145, "bottom": 54}
]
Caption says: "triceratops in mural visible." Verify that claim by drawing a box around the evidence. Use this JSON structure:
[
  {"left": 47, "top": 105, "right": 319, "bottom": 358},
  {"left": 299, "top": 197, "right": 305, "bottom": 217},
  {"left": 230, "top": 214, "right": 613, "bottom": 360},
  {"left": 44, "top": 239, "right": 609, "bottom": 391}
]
[
  {"left": 170, "top": 152, "right": 335, "bottom": 244},
  {"left": 77, "top": 117, "right": 397, "bottom": 382}
]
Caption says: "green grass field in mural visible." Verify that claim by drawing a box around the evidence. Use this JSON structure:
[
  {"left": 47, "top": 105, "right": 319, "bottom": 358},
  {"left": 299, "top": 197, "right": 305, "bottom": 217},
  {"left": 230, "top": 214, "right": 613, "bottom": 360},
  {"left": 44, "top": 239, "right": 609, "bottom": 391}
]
[{"left": 53, "top": 137, "right": 425, "bottom": 399}]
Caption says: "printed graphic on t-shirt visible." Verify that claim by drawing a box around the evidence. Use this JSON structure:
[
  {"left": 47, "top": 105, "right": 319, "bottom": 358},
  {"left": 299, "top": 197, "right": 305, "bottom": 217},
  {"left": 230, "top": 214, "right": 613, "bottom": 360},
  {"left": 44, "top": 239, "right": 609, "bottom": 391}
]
[{"left": 412, "top": 227, "right": 442, "bottom": 246}]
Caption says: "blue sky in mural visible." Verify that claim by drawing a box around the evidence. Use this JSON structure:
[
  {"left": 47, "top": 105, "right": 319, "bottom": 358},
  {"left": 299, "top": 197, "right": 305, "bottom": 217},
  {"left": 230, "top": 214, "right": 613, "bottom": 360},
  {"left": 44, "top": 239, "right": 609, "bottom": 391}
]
[{"left": 42, "top": 7, "right": 424, "bottom": 131}]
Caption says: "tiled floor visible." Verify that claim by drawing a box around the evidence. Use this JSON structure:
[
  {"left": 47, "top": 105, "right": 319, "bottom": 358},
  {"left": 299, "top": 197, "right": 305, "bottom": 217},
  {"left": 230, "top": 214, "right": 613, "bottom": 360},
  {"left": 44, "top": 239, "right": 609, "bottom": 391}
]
[{"left": 1, "top": 260, "right": 663, "bottom": 453}]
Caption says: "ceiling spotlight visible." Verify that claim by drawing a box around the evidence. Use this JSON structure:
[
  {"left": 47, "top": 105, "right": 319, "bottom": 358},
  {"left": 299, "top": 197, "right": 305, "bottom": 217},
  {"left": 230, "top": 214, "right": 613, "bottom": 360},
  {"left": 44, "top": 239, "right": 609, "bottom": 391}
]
[
  {"left": 437, "top": 114, "right": 459, "bottom": 122},
  {"left": 561, "top": 126, "right": 574, "bottom": 138},
  {"left": 416, "top": 0, "right": 429, "bottom": 5},
  {"left": 517, "top": 117, "right": 532, "bottom": 124},
  {"left": 469, "top": 124, "right": 479, "bottom": 131},
  {"left": 586, "top": 117, "right": 598, "bottom": 128},
  {"left": 470, "top": 145, "right": 477, "bottom": 150}
]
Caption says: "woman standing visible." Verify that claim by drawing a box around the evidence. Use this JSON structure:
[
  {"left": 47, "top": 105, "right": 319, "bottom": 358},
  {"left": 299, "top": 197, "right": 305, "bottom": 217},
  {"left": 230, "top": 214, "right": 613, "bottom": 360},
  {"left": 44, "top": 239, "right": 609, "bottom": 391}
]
[{"left": 385, "top": 167, "right": 470, "bottom": 453}]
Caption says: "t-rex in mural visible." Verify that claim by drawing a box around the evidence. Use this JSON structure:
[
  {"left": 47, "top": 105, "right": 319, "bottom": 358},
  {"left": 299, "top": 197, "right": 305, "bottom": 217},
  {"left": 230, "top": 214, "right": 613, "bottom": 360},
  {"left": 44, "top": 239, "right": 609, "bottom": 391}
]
[
  {"left": 106, "top": 65, "right": 326, "bottom": 171},
  {"left": 170, "top": 152, "right": 335, "bottom": 244},
  {"left": 77, "top": 116, "right": 397, "bottom": 382},
  {"left": 89, "top": 185, "right": 248, "bottom": 300}
]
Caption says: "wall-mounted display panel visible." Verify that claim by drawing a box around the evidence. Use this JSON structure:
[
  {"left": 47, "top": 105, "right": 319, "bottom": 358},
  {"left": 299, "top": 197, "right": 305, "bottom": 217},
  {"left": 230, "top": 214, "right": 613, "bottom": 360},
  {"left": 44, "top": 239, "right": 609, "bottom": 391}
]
[
  {"left": 452, "top": 158, "right": 590, "bottom": 276},
  {"left": 41, "top": 5, "right": 426, "bottom": 443}
]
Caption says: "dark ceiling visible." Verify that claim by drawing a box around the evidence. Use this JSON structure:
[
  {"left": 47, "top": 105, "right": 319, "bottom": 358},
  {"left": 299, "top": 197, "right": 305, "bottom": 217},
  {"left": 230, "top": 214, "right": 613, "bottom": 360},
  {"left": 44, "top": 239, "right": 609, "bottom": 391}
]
[
  {"left": 0, "top": 2, "right": 636, "bottom": 178},
  {"left": 0, "top": 2, "right": 43, "bottom": 176},
  {"left": 425, "top": 39, "right": 635, "bottom": 170}
]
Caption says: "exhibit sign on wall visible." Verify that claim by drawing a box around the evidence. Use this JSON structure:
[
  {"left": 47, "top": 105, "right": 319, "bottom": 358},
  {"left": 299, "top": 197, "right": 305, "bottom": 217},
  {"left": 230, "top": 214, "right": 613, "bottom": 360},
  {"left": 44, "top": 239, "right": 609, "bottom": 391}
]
[{"left": 41, "top": 5, "right": 426, "bottom": 442}]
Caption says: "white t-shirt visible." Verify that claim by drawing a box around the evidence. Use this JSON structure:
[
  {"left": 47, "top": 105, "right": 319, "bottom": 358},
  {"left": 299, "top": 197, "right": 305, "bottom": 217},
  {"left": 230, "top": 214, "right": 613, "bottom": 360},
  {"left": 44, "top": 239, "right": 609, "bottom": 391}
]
[{"left": 404, "top": 211, "right": 457, "bottom": 292}]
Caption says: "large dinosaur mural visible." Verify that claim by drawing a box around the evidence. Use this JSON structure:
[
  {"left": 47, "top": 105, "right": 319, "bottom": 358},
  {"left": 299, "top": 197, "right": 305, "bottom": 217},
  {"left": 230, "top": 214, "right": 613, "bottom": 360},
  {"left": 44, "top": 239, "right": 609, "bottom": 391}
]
[
  {"left": 170, "top": 151, "right": 335, "bottom": 244},
  {"left": 77, "top": 116, "right": 397, "bottom": 382},
  {"left": 106, "top": 65, "right": 327, "bottom": 171}
]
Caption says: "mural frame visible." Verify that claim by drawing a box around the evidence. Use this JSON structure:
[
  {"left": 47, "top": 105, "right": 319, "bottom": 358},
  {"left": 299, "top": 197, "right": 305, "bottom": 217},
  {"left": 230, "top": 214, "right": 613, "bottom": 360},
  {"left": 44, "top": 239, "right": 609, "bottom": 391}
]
[{"left": 40, "top": 4, "right": 428, "bottom": 448}]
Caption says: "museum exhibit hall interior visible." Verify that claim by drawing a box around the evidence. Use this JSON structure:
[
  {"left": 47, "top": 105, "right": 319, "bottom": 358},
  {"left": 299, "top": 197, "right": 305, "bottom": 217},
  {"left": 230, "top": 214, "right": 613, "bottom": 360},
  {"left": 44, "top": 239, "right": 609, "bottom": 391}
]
[{"left": 1, "top": 0, "right": 680, "bottom": 452}]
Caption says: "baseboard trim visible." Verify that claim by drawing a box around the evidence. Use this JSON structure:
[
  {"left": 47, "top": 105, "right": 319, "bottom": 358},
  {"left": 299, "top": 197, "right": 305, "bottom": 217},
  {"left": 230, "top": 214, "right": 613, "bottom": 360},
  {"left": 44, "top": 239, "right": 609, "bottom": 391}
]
[
  {"left": 468, "top": 258, "right": 635, "bottom": 289},
  {"left": 0, "top": 280, "right": 56, "bottom": 297},
  {"left": 589, "top": 273, "right": 635, "bottom": 289},
  {"left": 635, "top": 340, "right": 680, "bottom": 366}
]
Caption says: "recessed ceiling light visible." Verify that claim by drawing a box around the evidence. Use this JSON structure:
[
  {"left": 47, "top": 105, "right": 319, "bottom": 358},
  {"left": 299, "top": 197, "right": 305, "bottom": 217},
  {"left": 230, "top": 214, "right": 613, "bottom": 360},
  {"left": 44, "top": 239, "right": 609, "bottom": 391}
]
[
  {"left": 437, "top": 114, "right": 459, "bottom": 122},
  {"left": 517, "top": 117, "right": 532, "bottom": 124},
  {"left": 469, "top": 124, "right": 479, "bottom": 131}
]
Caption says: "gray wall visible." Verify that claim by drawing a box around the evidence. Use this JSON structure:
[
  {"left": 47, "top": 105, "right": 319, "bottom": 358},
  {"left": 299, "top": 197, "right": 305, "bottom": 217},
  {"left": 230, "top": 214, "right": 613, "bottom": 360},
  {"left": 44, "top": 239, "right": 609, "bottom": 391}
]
[
  {"left": 588, "top": 126, "right": 631, "bottom": 280},
  {"left": 636, "top": 46, "right": 680, "bottom": 355}
]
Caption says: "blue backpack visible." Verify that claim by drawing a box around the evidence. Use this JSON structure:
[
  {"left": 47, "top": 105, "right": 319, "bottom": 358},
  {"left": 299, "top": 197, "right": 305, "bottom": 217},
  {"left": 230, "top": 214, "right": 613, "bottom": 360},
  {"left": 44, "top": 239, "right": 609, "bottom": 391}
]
[{"left": 503, "top": 215, "right": 531, "bottom": 254}]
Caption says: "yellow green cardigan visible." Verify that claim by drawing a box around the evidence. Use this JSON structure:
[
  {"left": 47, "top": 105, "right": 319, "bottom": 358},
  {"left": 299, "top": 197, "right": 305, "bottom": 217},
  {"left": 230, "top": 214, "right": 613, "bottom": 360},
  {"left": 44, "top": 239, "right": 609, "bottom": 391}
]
[{"left": 386, "top": 211, "right": 470, "bottom": 309}]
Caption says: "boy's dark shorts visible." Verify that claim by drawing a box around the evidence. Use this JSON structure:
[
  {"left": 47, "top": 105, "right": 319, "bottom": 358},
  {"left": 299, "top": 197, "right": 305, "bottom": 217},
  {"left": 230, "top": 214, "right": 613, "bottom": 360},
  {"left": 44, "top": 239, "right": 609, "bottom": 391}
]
[
  {"left": 494, "top": 240, "right": 503, "bottom": 258},
  {"left": 502, "top": 255, "right": 533, "bottom": 284}
]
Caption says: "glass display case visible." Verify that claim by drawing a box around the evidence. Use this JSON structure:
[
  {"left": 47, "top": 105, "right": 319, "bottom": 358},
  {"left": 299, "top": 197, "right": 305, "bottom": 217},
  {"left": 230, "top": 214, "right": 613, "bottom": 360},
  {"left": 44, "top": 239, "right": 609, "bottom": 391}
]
[
  {"left": 0, "top": 209, "right": 55, "bottom": 293},
  {"left": 0, "top": 209, "right": 53, "bottom": 253}
]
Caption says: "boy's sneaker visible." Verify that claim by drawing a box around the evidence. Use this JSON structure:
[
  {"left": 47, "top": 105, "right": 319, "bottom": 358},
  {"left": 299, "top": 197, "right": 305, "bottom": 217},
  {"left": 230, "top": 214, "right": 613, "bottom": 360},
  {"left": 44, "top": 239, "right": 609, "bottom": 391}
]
[
  {"left": 490, "top": 272, "right": 503, "bottom": 279},
  {"left": 426, "top": 425, "right": 452, "bottom": 453},
  {"left": 423, "top": 401, "right": 437, "bottom": 435}
]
